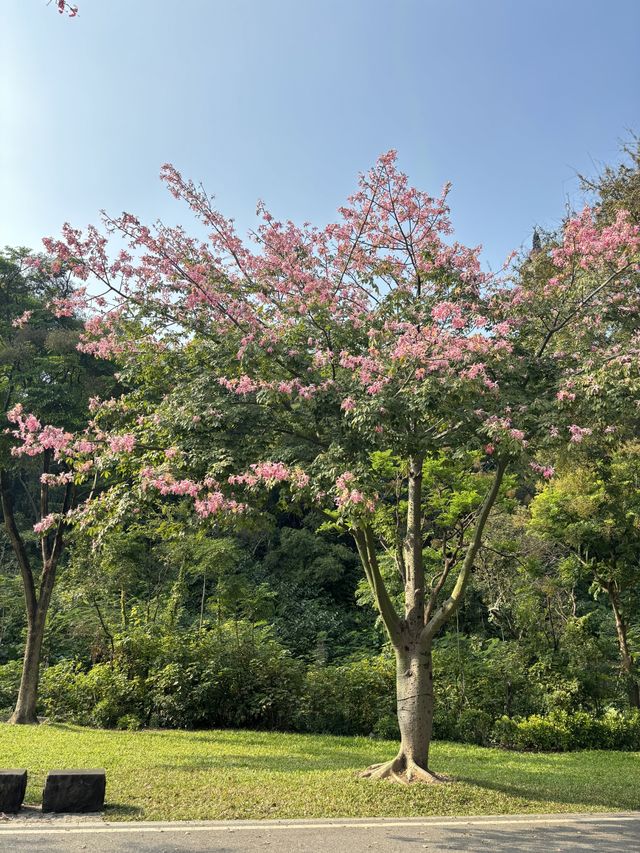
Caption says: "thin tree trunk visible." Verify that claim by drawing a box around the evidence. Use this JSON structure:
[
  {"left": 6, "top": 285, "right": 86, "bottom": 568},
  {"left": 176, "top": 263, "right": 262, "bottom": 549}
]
[
  {"left": 607, "top": 582, "right": 640, "bottom": 709},
  {"left": 9, "top": 561, "right": 57, "bottom": 725},
  {"left": 1, "top": 469, "right": 69, "bottom": 725},
  {"left": 9, "top": 609, "right": 47, "bottom": 724}
]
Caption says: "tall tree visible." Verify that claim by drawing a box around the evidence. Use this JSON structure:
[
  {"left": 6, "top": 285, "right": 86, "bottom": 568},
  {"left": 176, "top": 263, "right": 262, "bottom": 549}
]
[
  {"left": 30, "top": 152, "right": 640, "bottom": 778},
  {"left": 0, "top": 250, "right": 111, "bottom": 723}
]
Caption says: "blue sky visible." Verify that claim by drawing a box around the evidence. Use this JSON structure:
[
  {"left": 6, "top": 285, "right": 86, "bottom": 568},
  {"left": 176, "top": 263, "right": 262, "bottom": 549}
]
[{"left": 1, "top": 0, "right": 638, "bottom": 270}]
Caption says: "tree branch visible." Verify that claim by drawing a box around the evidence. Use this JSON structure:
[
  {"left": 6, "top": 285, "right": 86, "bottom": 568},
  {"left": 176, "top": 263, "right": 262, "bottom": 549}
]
[
  {"left": 353, "top": 525, "right": 401, "bottom": 643},
  {"left": 422, "top": 458, "right": 507, "bottom": 644}
]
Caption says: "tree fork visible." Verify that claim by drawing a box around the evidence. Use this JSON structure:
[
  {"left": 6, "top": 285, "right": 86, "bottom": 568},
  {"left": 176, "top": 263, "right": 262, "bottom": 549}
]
[{"left": 358, "top": 459, "right": 507, "bottom": 783}]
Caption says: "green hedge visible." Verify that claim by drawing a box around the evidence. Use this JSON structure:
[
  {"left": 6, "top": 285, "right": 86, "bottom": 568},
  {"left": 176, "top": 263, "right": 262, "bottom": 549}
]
[
  {"left": 3, "top": 643, "right": 640, "bottom": 751},
  {"left": 491, "top": 710, "right": 640, "bottom": 751}
]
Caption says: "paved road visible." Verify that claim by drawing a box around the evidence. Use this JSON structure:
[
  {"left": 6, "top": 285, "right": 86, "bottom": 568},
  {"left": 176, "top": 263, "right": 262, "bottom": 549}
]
[{"left": 0, "top": 813, "right": 639, "bottom": 852}]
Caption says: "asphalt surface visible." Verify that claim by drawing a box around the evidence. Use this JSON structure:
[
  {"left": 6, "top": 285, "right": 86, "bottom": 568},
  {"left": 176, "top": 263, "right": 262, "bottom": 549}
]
[{"left": 0, "top": 813, "right": 639, "bottom": 852}]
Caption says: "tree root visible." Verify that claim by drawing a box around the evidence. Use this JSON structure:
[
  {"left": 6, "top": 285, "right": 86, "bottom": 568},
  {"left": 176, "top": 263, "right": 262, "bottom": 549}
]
[{"left": 360, "top": 754, "right": 449, "bottom": 784}]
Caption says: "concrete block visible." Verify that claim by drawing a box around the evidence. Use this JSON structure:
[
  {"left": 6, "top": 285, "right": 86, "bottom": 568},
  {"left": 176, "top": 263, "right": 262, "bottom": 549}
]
[
  {"left": 42, "top": 769, "right": 106, "bottom": 813},
  {"left": 0, "top": 770, "right": 27, "bottom": 813}
]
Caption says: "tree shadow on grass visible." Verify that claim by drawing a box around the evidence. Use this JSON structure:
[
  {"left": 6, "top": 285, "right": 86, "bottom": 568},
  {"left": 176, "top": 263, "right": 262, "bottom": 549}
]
[
  {"left": 451, "top": 770, "right": 640, "bottom": 812},
  {"left": 153, "top": 750, "right": 380, "bottom": 774}
]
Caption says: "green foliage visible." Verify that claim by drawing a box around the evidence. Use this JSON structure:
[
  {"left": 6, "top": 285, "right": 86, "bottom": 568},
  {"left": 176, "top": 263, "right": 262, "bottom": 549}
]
[
  {"left": 41, "top": 661, "right": 144, "bottom": 729},
  {"left": 299, "top": 655, "right": 396, "bottom": 736},
  {"left": 0, "top": 660, "right": 22, "bottom": 715},
  {"left": 39, "top": 621, "right": 304, "bottom": 732},
  {"left": 492, "top": 709, "right": 640, "bottom": 752}
]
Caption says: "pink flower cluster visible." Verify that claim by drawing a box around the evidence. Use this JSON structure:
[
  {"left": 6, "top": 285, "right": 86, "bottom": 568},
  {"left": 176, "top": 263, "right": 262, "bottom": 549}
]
[
  {"left": 218, "top": 375, "right": 328, "bottom": 401},
  {"left": 431, "top": 301, "right": 466, "bottom": 329},
  {"left": 229, "top": 461, "right": 309, "bottom": 489},
  {"left": 11, "top": 310, "right": 33, "bottom": 328},
  {"left": 40, "top": 472, "right": 74, "bottom": 486},
  {"left": 335, "top": 472, "right": 375, "bottom": 512},
  {"left": 140, "top": 468, "right": 244, "bottom": 518},
  {"left": 530, "top": 461, "right": 555, "bottom": 479},
  {"left": 108, "top": 434, "right": 137, "bottom": 453},
  {"left": 141, "top": 469, "right": 200, "bottom": 497},
  {"left": 482, "top": 414, "right": 528, "bottom": 447},
  {"left": 568, "top": 425, "right": 593, "bottom": 443},
  {"left": 6, "top": 404, "right": 73, "bottom": 460},
  {"left": 33, "top": 514, "right": 58, "bottom": 535},
  {"left": 57, "top": 1, "right": 78, "bottom": 16},
  {"left": 49, "top": 288, "right": 89, "bottom": 318},
  {"left": 552, "top": 208, "right": 640, "bottom": 271}
]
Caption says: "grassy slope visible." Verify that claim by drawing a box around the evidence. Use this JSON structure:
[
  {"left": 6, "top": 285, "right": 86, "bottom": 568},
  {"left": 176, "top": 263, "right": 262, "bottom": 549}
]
[{"left": 0, "top": 724, "right": 638, "bottom": 821}]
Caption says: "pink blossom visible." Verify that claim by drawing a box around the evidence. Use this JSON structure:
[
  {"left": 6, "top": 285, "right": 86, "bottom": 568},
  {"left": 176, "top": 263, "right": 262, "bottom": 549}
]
[
  {"left": 108, "top": 434, "right": 137, "bottom": 453},
  {"left": 568, "top": 425, "right": 592, "bottom": 443},
  {"left": 11, "top": 310, "right": 33, "bottom": 328},
  {"left": 6, "top": 403, "right": 23, "bottom": 421},
  {"left": 40, "top": 472, "right": 74, "bottom": 486},
  {"left": 530, "top": 461, "right": 555, "bottom": 479},
  {"left": 25, "top": 414, "right": 42, "bottom": 432},
  {"left": 33, "top": 514, "right": 57, "bottom": 535},
  {"left": 73, "top": 439, "right": 96, "bottom": 454}
]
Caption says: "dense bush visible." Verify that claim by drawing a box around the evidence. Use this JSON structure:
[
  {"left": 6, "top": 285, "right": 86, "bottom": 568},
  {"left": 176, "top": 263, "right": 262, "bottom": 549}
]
[
  {"left": 299, "top": 655, "right": 396, "bottom": 736},
  {"left": 39, "top": 621, "right": 304, "bottom": 731},
  {"left": 41, "top": 661, "right": 146, "bottom": 728},
  {"left": 5, "top": 634, "right": 640, "bottom": 751},
  {"left": 0, "top": 660, "right": 22, "bottom": 717},
  {"left": 147, "top": 623, "right": 304, "bottom": 730},
  {"left": 491, "top": 709, "right": 640, "bottom": 751}
]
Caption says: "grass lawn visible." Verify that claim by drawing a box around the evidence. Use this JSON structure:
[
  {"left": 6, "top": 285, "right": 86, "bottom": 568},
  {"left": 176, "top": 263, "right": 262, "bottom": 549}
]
[{"left": 0, "top": 723, "right": 638, "bottom": 821}]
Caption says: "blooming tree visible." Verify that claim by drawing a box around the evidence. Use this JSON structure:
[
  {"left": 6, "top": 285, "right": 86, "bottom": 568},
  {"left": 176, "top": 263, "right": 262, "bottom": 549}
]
[
  {"left": 24, "top": 152, "right": 639, "bottom": 778},
  {"left": 0, "top": 250, "right": 116, "bottom": 723}
]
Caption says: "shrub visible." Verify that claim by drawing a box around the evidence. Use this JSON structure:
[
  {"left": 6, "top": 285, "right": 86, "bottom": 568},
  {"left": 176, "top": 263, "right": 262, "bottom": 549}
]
[
  {"left": 299, "top": 655, "right": 396, "bottom": 736},
  {"left": 491, "top": 709, "right": 640, "bottom": 751},
  {"left": 41, "top": 661, "right": 146, "bottom": 727},
  {"left": 40, "top": 621, "right": 305, "bottom": 731},
  {"left": 147, "top": 622, "right": 304, "bottom": 729},
  {"left": 0, "top": 660, "right": 22, "bottom": 715},
  {"left": 456, "top": 708, "right": 494, "bottom": 745},
  {"left": 40, "top": 661, "right": 89, "bottom": 722}
]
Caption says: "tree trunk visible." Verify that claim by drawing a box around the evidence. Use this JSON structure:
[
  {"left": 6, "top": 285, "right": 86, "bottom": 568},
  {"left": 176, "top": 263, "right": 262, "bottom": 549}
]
[
  {"left": 361, "top": 640, "right": 444, "bottom": 783},
  {"left": 356, "top": 458, "right": 506, "bottom": 784},
  {"left": 9, "top": 608, "right": 47, "bottom": 724},
  {"left": 607, "top": 582, "right": 640, "bottom": 709},
  {"left": 1, "top": 470, "right": 69, "bottom": 726}
]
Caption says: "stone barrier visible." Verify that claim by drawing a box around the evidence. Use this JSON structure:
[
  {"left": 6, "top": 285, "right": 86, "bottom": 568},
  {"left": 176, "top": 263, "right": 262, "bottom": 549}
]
[
  {"left": 0, "top": 770, "right": 27, "bottom": 813},
  {"left": 42, "top": 769, "right": 106, "bottom": 813}
]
